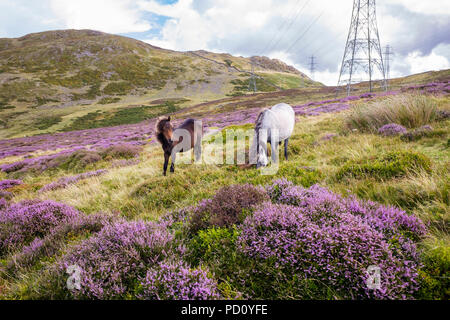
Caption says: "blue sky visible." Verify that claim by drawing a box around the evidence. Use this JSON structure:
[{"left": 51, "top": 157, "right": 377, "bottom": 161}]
[{"left": 0, "top": 0, "right": 449, "bottom": 85}]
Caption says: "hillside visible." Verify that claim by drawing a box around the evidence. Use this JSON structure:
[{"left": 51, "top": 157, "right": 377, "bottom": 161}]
[
  {"left": 0, "top": 78, "right": 448, "bottom": 299},
  {"left": 0, "top": 29, "right": 320, "bottom": 138}
]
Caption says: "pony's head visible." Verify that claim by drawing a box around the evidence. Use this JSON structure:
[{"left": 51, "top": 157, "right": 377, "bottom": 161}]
[{"left": 155, "top": 116, "right": 174, "bottom": 145}]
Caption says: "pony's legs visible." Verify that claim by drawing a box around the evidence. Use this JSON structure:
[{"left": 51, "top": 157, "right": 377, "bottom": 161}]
[
  {"left": 163, "top": 153, "right": 169, "bottom": 176},
  {"left": 170, "top": 153, "right": 176, "bottom": 173},
  {"left": 284, "top": 138, "right": 289, "bottom": 160},
  {"left": 194, "top": 135, "right": 202, "bottom": 163},
  {"left": 271, "top": 140, "right": 279, "bottom": 164}
]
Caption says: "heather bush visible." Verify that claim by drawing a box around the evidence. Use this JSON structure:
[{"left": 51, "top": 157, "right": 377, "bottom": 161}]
[
  {"left": 44, "top": 221, "right": 175, "bottom": 299},
  {"left": 336, "top": 151, "right": 432, "bottom": 181},
  {"left": 0, "top": 198, "right": 7, "bottom": 209},
  {"left": 99, "top": 144, "right": 142, "bottom": 160},
  {"left": 345, "top": 94, "right": 438, "bottom": 132},
  {"left": 188, "top": 184, "right": 270, "bottom": 235},
  {"left": 56, "top": 149, "right": 102, "bottom": 170},
  {"left": 234, "top": 180, "right": 427, "bottom": 299},
  {"left": 378, "top": 123, "right": 407, "bottom": 136},
  {"left": 136, "top": 259, "right": 220, "bottom": 300},
  {"left": 0, "top": 200, "right": 81, "bottom": 256},
  {"left": 401, "top": 125, "right": 445, "bottom": 142},
  {"left": 5, "top": 213, "right": 115, "bottom": 275},
  {"left": 0, "top": 179, "right": 23, "bottom": 190},
  {"left": 0, "top": 190, "right": 12, "bottom": 200}
]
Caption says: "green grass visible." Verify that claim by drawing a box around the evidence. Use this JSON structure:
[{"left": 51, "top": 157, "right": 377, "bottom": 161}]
[
  {"left": 61, "top": 102, "right": 180, "bottom": 131},
  {"left": 1, "top": 101, "right": 449, "bottom": 299},
  {"left": 33, "top": 116, "right": 63, "bottom": 130},
  {"left": 335, "top": 150, "right": 432, "bottom": 181}
]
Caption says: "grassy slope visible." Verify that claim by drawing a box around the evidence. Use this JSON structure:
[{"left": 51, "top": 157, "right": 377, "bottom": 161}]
[{"left": 0, "top": 93, "right": 448, "bottom": 298}]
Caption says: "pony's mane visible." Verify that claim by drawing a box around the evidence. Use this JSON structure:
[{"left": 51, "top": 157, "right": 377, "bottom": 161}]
[
  {"left": 255, "top": 108, "right": 268, "bottom": 132},
  {"left": 255, "top": 108, "right": 269, "bottom": 158},
  {"left": 154, "top": 117, "right": 170, "bottom": 145}
]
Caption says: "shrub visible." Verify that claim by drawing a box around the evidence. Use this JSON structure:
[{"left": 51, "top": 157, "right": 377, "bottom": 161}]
[
  {"left": 401, "top": 125, "right": 445, "bottom": 142},
  {"left": 0, "top": 200, "right": 81, "bottom": 256},
  {"left": 44, "top": 221, "right": 175, "bottom": 299},
  {"left": 336, "top": 151, "right": 432, "bottom": 181},
  {"left": 188, "top": 184, "right": 270, "bottom": 234},
  {"left": 345, "top": 94, "right": 438, "bottom": 132},
  {"left": 98, "top": 97, "right": 121, "bottom": 105},
  {"left": 5, "top": 213, "right": 114, "bottom": 275},
  {"left": 0, "top": 198, "right": 7, "bottom": 209},
  {"left": 417, "top": 240, "right": 450, "bottom": 300},
  {"left": 235, "top": 180, "right": 426, "bottom": 299},
  {"left": 99, "top": 144, "right": 142, "bottom": 160},
  {"left": 378, "top": 123, "right": 407, "bottom": 136},
  {"left": 0, "top": 179, "right": 23, "bottom": 190},
  {"left": 137, "top": 259, "right": 220, "bottom": 300}
]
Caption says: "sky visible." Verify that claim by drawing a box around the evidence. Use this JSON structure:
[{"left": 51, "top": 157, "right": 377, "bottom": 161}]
[{"left": 0, "top": 0, "right": 449, "bottom": 85}]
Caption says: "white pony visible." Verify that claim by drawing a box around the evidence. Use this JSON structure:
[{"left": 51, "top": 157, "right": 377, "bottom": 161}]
[{"left": 250, "top": 103, "right": 295, "bottom": 168}]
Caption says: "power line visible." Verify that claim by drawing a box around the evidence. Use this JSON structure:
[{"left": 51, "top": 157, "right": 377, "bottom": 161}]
[
  {"left": 262, "top": 0, "right": 304, "bottom": 54},
  {"left": 285, "top": 11, "right": 324, "bottom": 54},
  {"left": 267, "top": 0, "right": 311, "bottom": 54}
]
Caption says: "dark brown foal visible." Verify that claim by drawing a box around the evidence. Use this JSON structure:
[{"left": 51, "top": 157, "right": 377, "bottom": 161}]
[{"left": 155, "top": 117, "right": 202, "bottom": 176}]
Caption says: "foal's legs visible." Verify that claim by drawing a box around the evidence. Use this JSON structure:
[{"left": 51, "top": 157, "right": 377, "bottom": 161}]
[
  {"left": 163, "top": 153, "right": 170, "bottom": 176},
  {"left": 284, "top": 138, "right": 289, "bottom": 160}
]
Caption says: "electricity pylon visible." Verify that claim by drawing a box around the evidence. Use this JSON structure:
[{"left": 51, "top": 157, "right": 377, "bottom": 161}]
[
  {"left": 309, "top": 56, "right": 317, "bottom": 81},
  {"left": 384, "top": 45, "right": 393, "bottom": 89},
  {"left": 337, "top": 0, "right": 386, "bottom": 96}
]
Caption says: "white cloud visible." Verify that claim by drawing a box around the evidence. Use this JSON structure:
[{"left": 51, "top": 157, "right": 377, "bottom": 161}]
[
  {"left": 49, "top": 0, "right": 151, "bottom": 34},
  {"left": 405, "top": 49, "right": 450, "bottom": 75},
  {"left": 388, "top": 0, "right": 450, "bottom": 15}
]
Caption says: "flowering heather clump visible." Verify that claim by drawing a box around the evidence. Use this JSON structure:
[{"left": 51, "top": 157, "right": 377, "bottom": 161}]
[
  {"left": 0, "top": 200, "right": 81, "bottom": 256},
  {"left": 378, "top": 123, "right": 407, "bottom": 136},
  {"left": 6, "top": 213, "right": 115, "bottom": 274},
  {"left": 236, "top": 179, "right": 426, "bottom": 299},
  {"left": 99, "top": 144, "right": 142, "bottom": 160},
  {"left": 53, "top": 221, "right": 175, "bottom": 299},
  {"left": 40, "top": 169, "right": 108, "bottom": 192},
  {"left": 0, "top": 190, "right": 12, "bottom": 200},
  {"left": 400, "top": 125, "right": 440, "bottom": 142},
  {"left": 0, "top": 179, "right": 23, "bottom": 190},
  {"left": 188, "top": 184, "right": 270, "bottom": 234},
  {"left": 137, "top": 259, "right": 220, "bottom": 300},
  {"left": 0, "top": 198, "right": 7, "bottom": 210}
]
